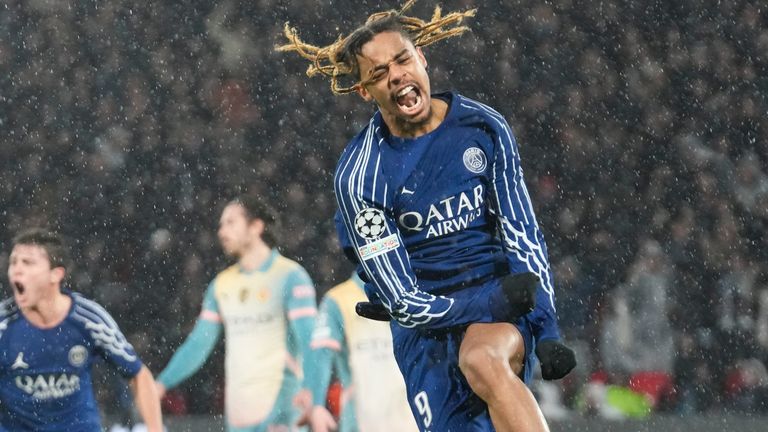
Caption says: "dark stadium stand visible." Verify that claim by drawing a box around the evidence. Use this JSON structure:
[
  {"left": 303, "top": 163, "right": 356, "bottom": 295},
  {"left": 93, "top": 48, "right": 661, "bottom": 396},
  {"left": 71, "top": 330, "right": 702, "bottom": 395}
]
[{"left": 2, "top": 0, "right": 767, "bottom": 422}]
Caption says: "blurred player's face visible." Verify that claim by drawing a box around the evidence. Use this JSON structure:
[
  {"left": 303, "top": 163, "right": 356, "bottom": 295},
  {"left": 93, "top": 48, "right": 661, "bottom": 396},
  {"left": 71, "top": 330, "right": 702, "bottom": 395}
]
[
  {"left": 218, "top": 203, "right": 263, "bottom": 257},
  {"left": 7, "top": 244, "right": 64, "bottom": 310},
  {"left": 355, "top": 31, "right": 434, "bottom": 136}
]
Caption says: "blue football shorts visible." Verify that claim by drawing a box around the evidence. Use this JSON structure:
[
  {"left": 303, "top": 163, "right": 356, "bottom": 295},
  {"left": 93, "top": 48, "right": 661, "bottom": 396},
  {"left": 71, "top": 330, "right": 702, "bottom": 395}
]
[{"left": 389, "top": 278, "right": 536, "bottom": 432}]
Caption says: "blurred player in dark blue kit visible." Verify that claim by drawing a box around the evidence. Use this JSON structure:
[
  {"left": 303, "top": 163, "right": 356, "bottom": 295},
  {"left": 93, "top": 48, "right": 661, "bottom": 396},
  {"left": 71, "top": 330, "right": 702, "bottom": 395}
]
[
  {"left": 279, "top": 1, "right": 576, "bottom": 430},
  {"left": 0, "top": 228, "right": 163, "bottom": 432}
]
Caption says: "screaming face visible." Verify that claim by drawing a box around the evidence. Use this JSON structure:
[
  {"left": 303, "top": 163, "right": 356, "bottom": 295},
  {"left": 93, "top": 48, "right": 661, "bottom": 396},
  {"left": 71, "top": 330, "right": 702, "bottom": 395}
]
[
  {"left": 355, "top": 31, "right": 440, "bottom": 137},
  {"left": 7, "top": 244, "right": 61, "bottom": 310}
]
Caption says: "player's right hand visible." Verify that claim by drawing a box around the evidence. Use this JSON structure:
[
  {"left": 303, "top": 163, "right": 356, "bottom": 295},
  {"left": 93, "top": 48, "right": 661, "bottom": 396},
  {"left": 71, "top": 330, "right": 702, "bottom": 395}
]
[
  {"left": 536, "top": 339, "right": 577, "bottom": 380},
  {"left": 308, "top": 406, "right": 338, "bottom": 432},
  {"left": 355, "top": 301, "right": 391, "bottom": 321},
  {"left": 293, "top": 389, "right": 312, "bottom": 426},
  {"left": 154, "top": 381, "right": 166, "bottom": 400}
]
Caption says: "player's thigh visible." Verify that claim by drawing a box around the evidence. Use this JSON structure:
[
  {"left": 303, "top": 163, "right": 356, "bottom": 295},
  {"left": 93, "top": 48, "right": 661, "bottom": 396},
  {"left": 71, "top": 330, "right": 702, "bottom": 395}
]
[
  {"left": 390, "top": 323, "right": 494, "bottom": 432},
  {"left": 459, "top": 322, "right": 526, "bottom": 375}
]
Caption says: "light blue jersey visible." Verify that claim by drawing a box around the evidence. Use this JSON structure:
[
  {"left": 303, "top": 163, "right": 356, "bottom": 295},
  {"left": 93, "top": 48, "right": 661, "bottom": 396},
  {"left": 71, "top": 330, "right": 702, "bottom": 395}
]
[
  {"left": 305, "top": 275, "right": 417, "bottom": 432},
  {"left": 0, "top": 292, "right": 143, "bottom": 431},
  {"left": 157, "top": 249, "right": 317, "bottom": 431}
]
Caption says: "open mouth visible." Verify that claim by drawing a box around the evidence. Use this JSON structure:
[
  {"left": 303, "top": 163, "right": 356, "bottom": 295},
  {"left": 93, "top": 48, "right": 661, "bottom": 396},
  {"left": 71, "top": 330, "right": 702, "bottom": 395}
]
[
  {"left": 14, "top": 282, "right": 24, "bottom": 295},
  {"left": 394, "top": 84, "right": 423, "bottom": 115}
]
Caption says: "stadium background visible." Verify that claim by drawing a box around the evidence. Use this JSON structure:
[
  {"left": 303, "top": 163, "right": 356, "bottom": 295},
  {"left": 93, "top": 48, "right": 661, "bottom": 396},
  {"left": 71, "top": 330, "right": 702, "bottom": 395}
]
[{"left": 1, "top": 0, "right": 767, "bottom": 429}]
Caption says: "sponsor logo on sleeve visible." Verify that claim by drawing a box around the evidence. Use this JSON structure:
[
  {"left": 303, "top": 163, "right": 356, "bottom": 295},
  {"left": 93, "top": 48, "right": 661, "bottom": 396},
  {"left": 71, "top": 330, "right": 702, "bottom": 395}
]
[{"left": 358, "top": 234, "right": 400, "bottom": 260}]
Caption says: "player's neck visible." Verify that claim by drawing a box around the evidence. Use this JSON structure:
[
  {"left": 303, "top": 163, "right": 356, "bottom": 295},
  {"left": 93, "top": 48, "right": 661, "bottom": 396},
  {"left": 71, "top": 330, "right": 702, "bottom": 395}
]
[
  {"left": 238, "top": 241, "right": 272, "bottom": 272},
  {"left": 22, "top": 290, "right": 72, "bottom": 329}
]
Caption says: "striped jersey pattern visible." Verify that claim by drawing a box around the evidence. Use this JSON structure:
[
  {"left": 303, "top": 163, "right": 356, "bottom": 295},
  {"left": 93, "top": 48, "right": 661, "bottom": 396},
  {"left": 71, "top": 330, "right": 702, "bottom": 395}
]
[
  {"left": 334, "top": 92, "right": 559, "bottom": 340},
  {"left": 0, "top": 291, "right": 142, "bottom": 431}
]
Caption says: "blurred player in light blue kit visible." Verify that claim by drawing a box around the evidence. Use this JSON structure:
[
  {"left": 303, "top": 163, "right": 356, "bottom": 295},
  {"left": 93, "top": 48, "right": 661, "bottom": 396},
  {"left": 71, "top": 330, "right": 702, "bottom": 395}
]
[
  {"left": 155, "top": 195, "right": 317, "bottom": 432},
  {"left": 279, "top": 1, "right": 576, "bottom": 431},
  {"left": 0, "top": 228, "right": 163, "bottom": 432},
  {"left": 296, "top": 273, "right": 418, "bottom": 432}
]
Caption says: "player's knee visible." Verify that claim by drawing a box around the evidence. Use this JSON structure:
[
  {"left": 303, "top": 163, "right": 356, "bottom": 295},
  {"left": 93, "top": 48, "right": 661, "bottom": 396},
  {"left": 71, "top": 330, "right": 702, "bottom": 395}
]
[
  {"left": 459, "top": 345, "right": 510, "bottom": 401},
  {"left": 507, "top": 348, "right": 525, "bottom": 376}
]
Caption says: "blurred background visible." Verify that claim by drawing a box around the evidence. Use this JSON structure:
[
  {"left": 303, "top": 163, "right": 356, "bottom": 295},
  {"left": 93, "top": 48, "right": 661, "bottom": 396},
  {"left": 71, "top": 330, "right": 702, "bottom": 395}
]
[{"left": 1, "top": 0, "right": 767, "bottom": 429}]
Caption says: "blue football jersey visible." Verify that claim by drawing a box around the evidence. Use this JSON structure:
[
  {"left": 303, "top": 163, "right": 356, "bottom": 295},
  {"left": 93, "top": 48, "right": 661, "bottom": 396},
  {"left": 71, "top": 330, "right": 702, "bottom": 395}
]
[
  {"left": 0, "top": 292, "right": 143, "bottom": 431},
  {"left": 334, "top": 92, "right": 559, "bottom": 340}
]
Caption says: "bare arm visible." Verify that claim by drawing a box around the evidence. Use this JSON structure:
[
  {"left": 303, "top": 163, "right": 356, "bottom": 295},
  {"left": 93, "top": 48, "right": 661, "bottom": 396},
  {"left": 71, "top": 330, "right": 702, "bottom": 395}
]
[{"left": 129, "top": 365, "right": 164, "bottom": 432}]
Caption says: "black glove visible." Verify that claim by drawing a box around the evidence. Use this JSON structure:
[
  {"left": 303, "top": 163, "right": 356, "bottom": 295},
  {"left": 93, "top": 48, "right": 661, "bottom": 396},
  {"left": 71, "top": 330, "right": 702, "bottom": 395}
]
[
  {"left": 535, "top": 340, "right": 577, "bottom": 380},
  {"left": 489, "top": 272, "right": 539, "bottom": 322},
  {"left": 355, "top": 302, "right": 391, "bottom": 321}
]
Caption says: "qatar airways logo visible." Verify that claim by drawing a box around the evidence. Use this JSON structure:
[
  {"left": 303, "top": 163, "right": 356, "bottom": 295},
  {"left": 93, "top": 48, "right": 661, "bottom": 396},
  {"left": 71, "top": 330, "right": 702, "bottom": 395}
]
[
  {"left": 16, "top": 374, "right": 80, "bottom": 400},
  {"left": 398, "top": 185, "right": 485, "bottom": 238}
]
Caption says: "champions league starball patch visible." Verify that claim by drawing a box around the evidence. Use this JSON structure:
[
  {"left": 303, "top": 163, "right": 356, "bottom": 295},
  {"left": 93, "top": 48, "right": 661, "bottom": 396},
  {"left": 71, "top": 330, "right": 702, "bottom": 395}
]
[
  {"left": 354, "top": 208, "right": 387, "bottom": 240},
  {"left": 463, "top": 147, "right": 487, "bottom": 173}
]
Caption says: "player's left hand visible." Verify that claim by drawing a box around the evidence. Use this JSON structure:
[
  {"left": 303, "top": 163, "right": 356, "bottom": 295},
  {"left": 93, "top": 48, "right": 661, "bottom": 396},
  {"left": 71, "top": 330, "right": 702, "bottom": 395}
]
[
  {"left": 489, "top": 272, "right": 539, "bottom": 322},
  {"left": 535, "top": 340, "right": 577, "bottom": 380}
]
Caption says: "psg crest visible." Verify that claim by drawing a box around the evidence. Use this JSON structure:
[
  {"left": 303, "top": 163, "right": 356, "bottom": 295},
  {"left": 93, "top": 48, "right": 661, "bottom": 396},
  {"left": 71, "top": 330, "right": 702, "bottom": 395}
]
[
  {"left": 354, "top": 208, "right": 386, "bottom": 240},
  {"left": 463, "top": 147, "right": 487, "bottom": 173},
  {"left": 69, "top": 345, "right": 88, "bottom": 367}
]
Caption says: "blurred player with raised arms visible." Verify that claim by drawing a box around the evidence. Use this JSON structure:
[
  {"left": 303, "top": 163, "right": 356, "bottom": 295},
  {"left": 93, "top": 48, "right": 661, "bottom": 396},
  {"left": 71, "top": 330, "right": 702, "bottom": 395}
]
[
  {"left": 0, "top": 228, "right": 163, "bottom": 432},
  {"left": 296, "top": 273, "right": 418, "bottom": 432},
  {"left": 155, "top": 195, "right": 317, "bottom": 432},
  {"left": 279, "top": 1, "right": 576, "bottom": 431}
]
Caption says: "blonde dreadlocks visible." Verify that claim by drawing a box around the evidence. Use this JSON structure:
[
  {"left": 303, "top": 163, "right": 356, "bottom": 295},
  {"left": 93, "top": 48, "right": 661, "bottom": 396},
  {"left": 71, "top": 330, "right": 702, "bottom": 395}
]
[{"left": 276, "top": 0, "right": 477, "bottom": 95}]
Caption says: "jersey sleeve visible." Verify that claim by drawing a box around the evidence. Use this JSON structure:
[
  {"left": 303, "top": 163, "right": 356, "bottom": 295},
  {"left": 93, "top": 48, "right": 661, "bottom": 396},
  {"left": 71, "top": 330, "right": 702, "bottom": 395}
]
[
  {"left": 334, "top": 137, "right": 458, "bottom": 329},
  {"left": 487, "top": 110, "right": 561, "bottom": 342},
  {"left": 335, "top": 211, "right": 362, "bottom": 266},
  {"left": 200, "top": 279, "right": 222, "bottom": 322},
  {"left": 304, "top": 296, "right": 345, "bottom": 406},
  {"left": 73, "top": 297, "right": 143, "bottom": 378},
  {"left": 157, "top": 282, "right": 223, "bottom": 389},
  {"left": 284, "top": 267, "right": 317, "bottom": 359}
]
